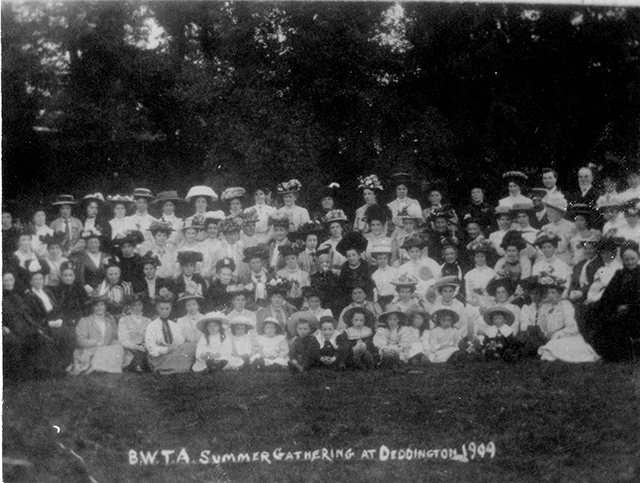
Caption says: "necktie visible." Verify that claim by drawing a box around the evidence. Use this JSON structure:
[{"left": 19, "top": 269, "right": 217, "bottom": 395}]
[
  {"left": 64, "top": 219, "right": 71, "bottom": 243},
  {"left": 161, "top": 318, "right": 173, "bottom": 345},
  {"left": 324, "top": 340, "right": 333, "bottom": 349}
]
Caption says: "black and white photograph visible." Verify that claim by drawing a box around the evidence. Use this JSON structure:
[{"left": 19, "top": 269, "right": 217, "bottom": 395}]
[{"left": 2, "top": 0, "right": 639, "bottom": 481}]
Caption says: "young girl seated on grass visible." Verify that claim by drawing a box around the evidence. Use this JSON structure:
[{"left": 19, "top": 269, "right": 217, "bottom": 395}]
[
  {"left": 337, "top": 285, "right": 382, "bottom": 331},
  {"left": 192, "top": 312, "right": 232, "bottom": 373},
  {"left": 227, "top": 316, "right": 256, "bottom": 370},
  {"left": 373, "top": 305, "right": 409, "bottom": 368},
  {"left": 288, "top": 315, "right": 321, "bottom": 373},
  {"left": 315, "top": 316, "right": 350, "bottom": 371},
  {"left": 343, "top": 307, "right": 377, "bottom": 370},
  {"left": 479, "top": 306, "right": 520, "bottom": 362},
  {"left": 118, "top": 294, "right": 151, "bottom": 372},
  {"left": 390, "top": 275, "right": 427, "bottom": 313},
  {"left": 427, "top": 308, "right": 462, "bottom": 363},
  {"left": 251, "top": 317, "right": 289, "bottom": 369},
  {"left": 428, "top": 276, "right": 470, "bottom": 339},
  {"left": 401, "top": 308, "right": 431, "bottom": 365}
]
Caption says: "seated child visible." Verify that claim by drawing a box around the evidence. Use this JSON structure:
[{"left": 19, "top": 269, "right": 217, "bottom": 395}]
[
  {"left": 192, "top": 312, "right": 232, "bottom": 373},
  {"left": 338, "top": 285, "right": 383, "bottom": 331},
  {"left": 251, "top": 317, "right": 289, "bottom": 369},
  {"left": 315, "top": 316, "right": 350, "bottom": 370},
  {"left": 277, "top": 242, "right": 310, "bottom": 308},
  {"left": 227, "top": 316, "right": 256, "bottom": 370},
  {"left": 145, "top": 296, "right": 196, "bottom": 374},
  {"left": 400, "top": 308, "right": 430, "bottom": 365},
  {"left": 427, "top": 308, "right": 462, "bottom": 363},
  {"left": 343, "top": 307, "right": 377, "bottom": 370},
  {"left": 428, "top": 276, "right": 470, "bottom": 338},
  {"left": 117, "top": 294, "right": 151, "bottom": 372},
  {"left": 390, "top": 275, "right": 427, "bottom": 313},
  {"left": 288, "top": 315, "right": 321, "bottom": 373},
  {"left": 373, "top": 305, "right": 409, "bottom": 367},
  {"left": 479, "top": 306, "right": 520, "bottom": 362}
]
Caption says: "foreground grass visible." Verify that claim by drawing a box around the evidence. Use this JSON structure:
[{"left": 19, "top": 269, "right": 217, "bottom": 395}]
[{"left": 3, "top": 360, "right": 639, "bottom": 483}]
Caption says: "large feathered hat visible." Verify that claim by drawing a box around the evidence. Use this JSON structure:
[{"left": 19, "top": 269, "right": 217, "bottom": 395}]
[{"left": 335, "top": 231, "right": 368, "bottom": 256}]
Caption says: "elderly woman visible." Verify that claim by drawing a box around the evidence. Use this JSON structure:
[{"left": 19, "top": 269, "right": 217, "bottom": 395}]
[
  {"left": 588, "top": 241, "right": 640, "bottom": 362},
  {"left": 519, "top": 275, "right": 599, "bottom": 362},
  {"left": 70, "top": 296, "right": 125, "bottom": 375}
]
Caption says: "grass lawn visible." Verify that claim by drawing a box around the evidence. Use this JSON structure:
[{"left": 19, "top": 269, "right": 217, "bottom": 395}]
[{"left": 3, "top": 360, "right": 639, "bottom": 483}]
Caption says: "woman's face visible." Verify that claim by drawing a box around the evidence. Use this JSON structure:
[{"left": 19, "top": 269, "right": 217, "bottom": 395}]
[
  {"left": 229, "top": 198, "right": 242, "bottom": 212},
  {"left": 321, "top": 197, "right": 334, "bottom": 211},
  {"left": 219, "top": 268, "right": 233, "bottom": 284},
  {"left": 106, "top": 267, "right": 121, "bottom": 285},
  {"left": 505, "top": 246, "right": 519, "bottom": 262},
  {"left": 47, "top": 244, "right": 62, "bottom": 260},
  {"left": 195, "top": 197, "right": 208, "bottom": 213},
  {"left": 19, "top": 235, "right": 32, "bottom": 251},
  {"left": 574, "top": 215, "right": 587, "bottom": 230},
  {"left": 370, "top": 219, "right": 384, "bottom": 236},
  {"left": 270, "top": 293, "right": 284, "bottom": 308},
  {"left": 86, "top": 201, "right": 99, "bottom": 218},
  {"left": 232, "top": 295, "right": 246, "bottom": 311},
  {"left": 443, "top": 247, "right": 457, "bottom": 264},
  {"left": 162, "top": 201, "right": 175, "bottom": 216},
  {"left": 495, "top": 286, "right": 509, "bottom": 303},
  {"left": 622, "top": 249, "right": 639, "bottom": 270},
  {"left": 351, "top": 288, "right": 366, "bottom": 303},
  {"left": 346, "top": 249, "right": 360, "bottom": 266},
  {"left": 396, "top": 184, "right": 408, "bottom": 199},
  {"left": 233, "top": 324, "right": 247, "bottom": 336},
  {"left": 386, "top": 314, "right": 400, "bottom": 329},
  {"left": 541, "top": 242, "right": 556, "bottom": 259},
  {"left": 135, "top": 198, "right": 148, "bottom": 213},
  {"left": 305, "top": 234, "right": 318, "bottom": 251},
  {"left": 3, "top": 273, "right": 15, "bottom": 291},
  {"left": 283, "top": 193, "right": 296, "bottom": 206},
  {"left": 113, "top": 203, "right": 127, "bottom": 219},
  {"left": 206, "top": 223, "right": 219, "bottom": 239},
  {"left": 363, "top": 189, "right": 376, "bottom": 205},
  {"left": 93, "top": 301, "right": 107, "bottom": 316},
  {"left": 508, "top": 181, "right": 521, "bottom": 197},
  {"left": 143, "top": 264, "right": 156, "bottom": 279},
  {"left": 285, "top": 254, "right": 298, "bottom": 270},
  {"left": 429, "top": 191, "right": 442, "bottom": 206},
  {"left": 471, "top": 188, "right": 484, "bottom": 203},
  {"left": 87, "top": 238, "right": 101, "bottom": 254},
  {"left": 185, "top": 299, "right": 200, "bottom": 315},
  {"left": 184, "top": 228, "right": 198, "bottom": 244},
  {"left": 466, "top": 223, "right": 481, "bottom": 238},
  {"left": 474, "top": 252, "right": 487, "bottom": 267},
  {"left": 254, "top": 190, "right": 266, "bottom": 204},
  {"left": 31, "top": 273, "right": 44, "bottom": 290},
  {"left": 61, "top": 268, "right": 76, "bottom": 285},
  {"left": 329, "top": 221, "right": 343, "bottom": 238},
  {"left": 516, "top": 212, "right": 529, "bottom": 227},
  {"left": 33, "top": 210, "right": 46, "bottom": 227},
  {"left": 307, "top": 295, "right": 321, "bottom": 311}
]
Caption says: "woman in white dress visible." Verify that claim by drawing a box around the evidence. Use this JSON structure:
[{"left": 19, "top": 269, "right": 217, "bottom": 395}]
[
  {"left": 498, "top": 171, "right": 531, "bottom": 209},
  {"left": 275, "top": 179, "right": 310, "bottom": 232}
]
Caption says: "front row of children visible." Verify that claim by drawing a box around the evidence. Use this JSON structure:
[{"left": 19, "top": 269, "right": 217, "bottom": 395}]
[{"left": 120, "top": 282, "right": 527, "bottom": 375}]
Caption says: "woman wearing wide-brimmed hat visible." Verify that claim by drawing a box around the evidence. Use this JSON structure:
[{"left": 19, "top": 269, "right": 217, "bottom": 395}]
[
  {"left": 251, "top": 317, "right": 289, "bottom": 369},
  {"left": 539, "top": 192, "right": 575, "bottom": 265},
  {"left": 126, "top": 188, "right": 158, "bottom": 244},
  {"left": 274, "top": 179, "right": 310, "bottom": 232},
  {"left": 185, "top": 185, "right": 218, "bottom": 242},
  {"left": 531, "top": 232, "right": 572, "bottom": 297},
  {"left": 106, "top": 194, "right": 136, "bottom": 240},
  {"left": 152, "top": 191, "right": 186, "bottom": 248},
  {"left": 80, "top": 193, "right": 112, "bottom": 244},
  {"left": 192, "top": 312, "right": 233, "bottom": 373},
  {"left": 354, "top": 174, "right": 384, "bottom": 233},
  {"left": 519, "top": 274, "right": 599, "bottom": 363}
]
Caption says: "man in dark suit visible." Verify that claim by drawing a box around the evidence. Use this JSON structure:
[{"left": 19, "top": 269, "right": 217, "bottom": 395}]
[
  {"left": 137, "top": 253, "right": 173, "bottom": 318},
  {"left": 567, "top": 167, "right": 600, "bottom": 208}
]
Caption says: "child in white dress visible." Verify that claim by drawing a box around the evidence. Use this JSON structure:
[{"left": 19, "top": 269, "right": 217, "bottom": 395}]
[
  {"left": 373, "top": 305, "right": 409, "bottom": 367},
  {"left": 227, "top": 316, "right": 256, "bottom": 370},
  {"left": 428, "top": 309, "right": 462, "bottom": 363},
  {"left": 252, "top": 317, "right": 289, "bottom": 368},
  {"left": 401, "top": 308, "right": 431, "bottom": 365},
  {"left": 192, "top": 312, "right": 233, "bottom": 373}
]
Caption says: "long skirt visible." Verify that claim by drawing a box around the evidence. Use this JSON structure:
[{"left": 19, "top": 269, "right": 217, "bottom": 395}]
[
  {"left": 538, "top": 335, "right": 600, "bottom": 363},
  {"left": 148, "top": 342, "right": 197, "bottom": 374},
  {"left": 428, "top": 347, "right": 459, "bottom": 363},
  {"left": 70, "top": 343, "right": 125, "bottom": 374}
]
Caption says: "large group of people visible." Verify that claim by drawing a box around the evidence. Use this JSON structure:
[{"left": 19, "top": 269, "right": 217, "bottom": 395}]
[{"left": 2, "top": 162, "right": 639, "bottom": 380}]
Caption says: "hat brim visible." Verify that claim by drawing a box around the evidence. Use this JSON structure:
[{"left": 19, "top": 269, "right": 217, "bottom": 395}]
[
  {"left": 483, "top": 307, "right": 515, "bottom": 326},
  {"left": 343, "top": 307, "right": 376, "bottom": 329},
  {"left": 197, "top": 316, "right": 230, "bottom": 334},
  {"left": 378, "top": 310, "right": 408, "bottom": 327},
  {"left": 52, "top": 201, "right": 77, "bottom": 206},
  {"left": 287, "top": 312, "right": 319, "bottom": 337},
  {"left": 432, "top": 309, "right": 460, "bottom": 325}
]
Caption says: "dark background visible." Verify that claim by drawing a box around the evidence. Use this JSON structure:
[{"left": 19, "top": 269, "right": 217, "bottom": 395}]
[{"left": 3, "top": 1, "right": 639, "bottom": 220}]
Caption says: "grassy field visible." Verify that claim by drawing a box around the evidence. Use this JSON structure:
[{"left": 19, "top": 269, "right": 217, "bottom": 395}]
[{"left": 3, "top": 360, "right": 639, "bottom": 483}]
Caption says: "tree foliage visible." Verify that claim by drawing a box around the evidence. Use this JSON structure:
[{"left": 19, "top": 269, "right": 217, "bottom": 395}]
[{"left": 3, "top": 1, "right": 639, "bottom": 214}]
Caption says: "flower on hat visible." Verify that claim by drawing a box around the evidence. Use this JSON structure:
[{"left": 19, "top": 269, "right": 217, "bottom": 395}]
[
  {"left": 323, "top": 209, "right": 348, "bottom": 224},
  {"left": 157, "top": 287, "right": 174, "bottom": 301},
  {"left": 242, "top": 207, "right": 260, "bottom": 223},
  {"left": 535, "top": 271, "right": 566, "bottom": 290},
  {"left": 106, "top": 194, "right": 134, "bottom": 204},
  {"left": 468, "top": 238, "right": 494, "bottom": 253},
  {"left": 184, "top": 280, "right": 202, "bottom": 297},
  {"left": 268, "top": 212, "right": 292, "bottom": 227},
  {"left": 357, "top": 175, "right": 383, "bottom": 191},
  {"left": 277, "top": 179, "right": 302, "bottom": 194},
  {"left": 84, "top": 193, "right": 105, "bottom": 202},
  {"left": 221, "top": 187, "right": 246, "bottom": 201}
]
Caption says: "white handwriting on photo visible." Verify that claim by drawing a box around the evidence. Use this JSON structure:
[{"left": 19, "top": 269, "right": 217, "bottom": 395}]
[{"left": 128, "top": 442, "right": 496, "bottom": 466}]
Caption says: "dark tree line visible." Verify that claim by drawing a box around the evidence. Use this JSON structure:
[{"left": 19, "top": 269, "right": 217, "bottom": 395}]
[{"left": 3, "top": 2, "right": 640, "bottom": 217}]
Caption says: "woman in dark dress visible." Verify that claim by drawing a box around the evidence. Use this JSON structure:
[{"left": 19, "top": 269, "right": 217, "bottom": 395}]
[
  {"left": 591, "top": 241, "right": 640, "bottom": 362},
  {"left": 2, "top": 270, "right": 49, "bottom": 381},
  {"left": 54, "top": 261, "right": 89, "bottom": 328}
]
